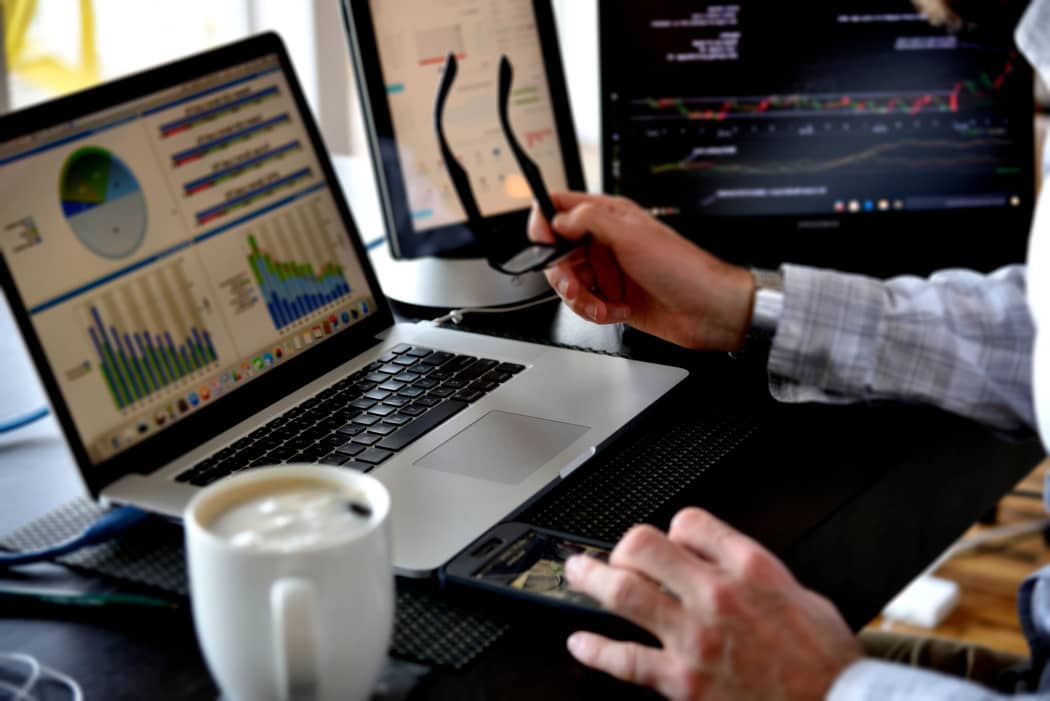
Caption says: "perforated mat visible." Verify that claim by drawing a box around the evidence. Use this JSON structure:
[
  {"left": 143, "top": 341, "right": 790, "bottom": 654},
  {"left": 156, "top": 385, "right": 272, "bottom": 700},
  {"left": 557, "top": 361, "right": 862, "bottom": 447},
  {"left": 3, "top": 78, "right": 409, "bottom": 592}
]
[
  {"left": 1, "top": 413, "right": 756, "bottom": 669},
  {"left": 0, "top": 498, "right": 507, "bottom": 670}
]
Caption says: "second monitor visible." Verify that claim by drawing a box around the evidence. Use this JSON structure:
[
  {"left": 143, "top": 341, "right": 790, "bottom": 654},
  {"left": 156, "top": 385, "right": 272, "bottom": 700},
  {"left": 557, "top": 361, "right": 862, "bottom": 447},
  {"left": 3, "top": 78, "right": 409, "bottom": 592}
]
[{"left": 344, "top": 0, "right": 585, "bottom": 306}]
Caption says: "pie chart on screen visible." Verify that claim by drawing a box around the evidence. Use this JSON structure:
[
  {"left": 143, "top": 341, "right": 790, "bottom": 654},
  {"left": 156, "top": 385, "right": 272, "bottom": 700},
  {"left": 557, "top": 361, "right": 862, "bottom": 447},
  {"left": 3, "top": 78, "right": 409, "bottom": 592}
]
[{"left": 60, "top": 147, "right": 147, "bottom": 259}]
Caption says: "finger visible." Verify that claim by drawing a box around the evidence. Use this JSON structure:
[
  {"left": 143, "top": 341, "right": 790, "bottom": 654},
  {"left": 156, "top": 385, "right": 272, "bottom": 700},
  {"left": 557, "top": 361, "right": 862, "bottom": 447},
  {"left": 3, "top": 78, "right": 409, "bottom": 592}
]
[
  {"left": 549, "top": 191, "right": 604, "bottom": 212},
  {"left": 565, "top": 555, "right": 684, "bottom": 639},
  {"left": 551, "top": 199, "right": 634, "bottom": 245},
  {"left": 669, "top": 508, "right": 794, "bottom": 585},
  {"left": 567, "top": 633, "right": 688, "bottom": 700},
  {"left": 610, "top": 525, "right": 719, "bottom": 608},
  {"left": 544, "top": 267, "right": 628, "bottom": 324},
  {"left": 528, "top": 202, "right": 556, "bottom": 244}
]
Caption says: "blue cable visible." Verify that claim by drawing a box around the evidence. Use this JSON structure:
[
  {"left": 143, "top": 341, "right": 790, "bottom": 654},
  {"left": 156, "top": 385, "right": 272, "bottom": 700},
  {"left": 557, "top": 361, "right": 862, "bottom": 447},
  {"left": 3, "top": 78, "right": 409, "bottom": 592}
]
[
  {"left": 365, "top": 237, "right": 385, "bottom": 251},
  {"left": 0, "top": 407, "right": 49, "bottom": 434},
  {"left": 0, "top": 506, "right": 151, "bottom": 568}
]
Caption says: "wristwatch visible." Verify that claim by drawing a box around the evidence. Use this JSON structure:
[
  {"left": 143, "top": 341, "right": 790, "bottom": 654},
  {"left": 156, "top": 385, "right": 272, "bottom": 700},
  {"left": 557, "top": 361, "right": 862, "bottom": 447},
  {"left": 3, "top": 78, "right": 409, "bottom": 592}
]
[
  {"left": 730, "top": 267, "right": 784, "bottom": 359},
  {"left": 750, "top": 267, "right": 784, "bottom": 337}
]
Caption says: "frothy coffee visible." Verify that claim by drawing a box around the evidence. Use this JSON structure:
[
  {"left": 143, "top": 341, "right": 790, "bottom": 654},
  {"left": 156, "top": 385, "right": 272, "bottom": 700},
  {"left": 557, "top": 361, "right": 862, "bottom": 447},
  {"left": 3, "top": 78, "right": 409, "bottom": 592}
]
[{"left": 206, "top": 478, "right": 375, "bottom": 552}]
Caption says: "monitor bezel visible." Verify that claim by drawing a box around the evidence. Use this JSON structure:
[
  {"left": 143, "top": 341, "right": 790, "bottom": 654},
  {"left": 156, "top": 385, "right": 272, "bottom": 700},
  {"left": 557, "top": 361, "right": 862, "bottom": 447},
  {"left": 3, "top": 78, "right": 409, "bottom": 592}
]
[
  {"left": 598, "top": 2, "right": 1037, "bottom": 277},
  {"left": 343, "top": 0, "right": 587, "bottom": 261},
  {"left": 0, "top": 32, "right": 396, "bottom": 497}
]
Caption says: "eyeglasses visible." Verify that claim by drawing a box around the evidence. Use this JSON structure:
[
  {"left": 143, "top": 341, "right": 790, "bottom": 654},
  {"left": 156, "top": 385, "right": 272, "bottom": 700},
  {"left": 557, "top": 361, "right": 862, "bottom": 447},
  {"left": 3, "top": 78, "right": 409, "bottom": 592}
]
[{"left": 434, "top": 53, "right": 584, "bottom": 276}]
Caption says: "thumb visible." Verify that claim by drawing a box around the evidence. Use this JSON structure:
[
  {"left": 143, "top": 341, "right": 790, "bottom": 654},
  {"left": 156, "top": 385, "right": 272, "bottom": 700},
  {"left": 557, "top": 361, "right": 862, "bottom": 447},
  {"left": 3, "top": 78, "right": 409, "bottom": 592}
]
[{"left": 551, "top": 199, "right": 632, "bottom": 248}]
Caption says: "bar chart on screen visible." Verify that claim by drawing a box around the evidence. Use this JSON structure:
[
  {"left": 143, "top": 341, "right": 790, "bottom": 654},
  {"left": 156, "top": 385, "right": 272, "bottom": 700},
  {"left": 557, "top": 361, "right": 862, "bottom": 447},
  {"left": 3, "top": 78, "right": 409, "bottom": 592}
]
[
  {"left": 243, "top": 198, "right": 353, "bottom": 331},
  {"left": 81, "top": 259, "right": 220, "bottom": 410}
]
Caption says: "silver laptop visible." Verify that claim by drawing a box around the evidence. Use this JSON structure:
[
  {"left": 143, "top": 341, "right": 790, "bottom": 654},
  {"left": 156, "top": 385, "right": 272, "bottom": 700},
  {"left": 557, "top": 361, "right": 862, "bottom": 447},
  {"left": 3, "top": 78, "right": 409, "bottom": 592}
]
[{"left": 0, "top": 34, "right": 687, "bottom": 576}]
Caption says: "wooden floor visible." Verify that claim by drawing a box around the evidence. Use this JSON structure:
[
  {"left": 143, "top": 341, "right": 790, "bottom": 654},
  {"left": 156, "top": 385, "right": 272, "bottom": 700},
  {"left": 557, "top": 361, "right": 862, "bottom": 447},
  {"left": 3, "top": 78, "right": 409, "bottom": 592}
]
[{"left": 863, "top": 459, "right": 1050, "bottom": 656}]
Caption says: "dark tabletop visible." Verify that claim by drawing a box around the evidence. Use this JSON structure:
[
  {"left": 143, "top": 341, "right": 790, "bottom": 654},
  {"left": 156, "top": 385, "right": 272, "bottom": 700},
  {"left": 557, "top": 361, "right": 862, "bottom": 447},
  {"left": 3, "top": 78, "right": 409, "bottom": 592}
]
[{"left": 0, "top": 293, "right": 1043, "bottom": 700}]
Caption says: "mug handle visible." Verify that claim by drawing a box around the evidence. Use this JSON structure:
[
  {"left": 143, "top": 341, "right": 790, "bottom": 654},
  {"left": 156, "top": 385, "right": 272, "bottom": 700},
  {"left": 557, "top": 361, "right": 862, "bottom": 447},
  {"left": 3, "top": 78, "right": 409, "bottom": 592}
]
[{"left": 271, "top": 578, "right": 319, "bottom": 701}]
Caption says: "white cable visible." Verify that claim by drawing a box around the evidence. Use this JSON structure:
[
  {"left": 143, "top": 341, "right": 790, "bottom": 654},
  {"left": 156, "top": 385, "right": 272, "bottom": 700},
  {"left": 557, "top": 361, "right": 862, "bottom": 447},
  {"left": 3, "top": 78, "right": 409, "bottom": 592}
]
[
  {"left": 36, "top": 663, "right": 82, "bottom": 701},
  {"left": 0, "top": 653, "right": 82, "bottom": 701},
  {"left": 924, "top": 518, "right": 1050, "bottom": 576},
  {"left": 425, "top": 293, "right": 561, "bottom": 326},
  {"left": 0, "top": 654, "right": 39, "bottom": 700},
  {"left": 0, "top": 680, "right": 34, "bottom": 701}
]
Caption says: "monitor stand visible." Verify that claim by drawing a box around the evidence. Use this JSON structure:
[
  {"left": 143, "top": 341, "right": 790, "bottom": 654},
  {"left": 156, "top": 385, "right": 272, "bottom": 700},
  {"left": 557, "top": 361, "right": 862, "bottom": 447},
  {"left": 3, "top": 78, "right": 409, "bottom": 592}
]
[{"left": 369, "top": 242, "right": 551, "bottom": 309}]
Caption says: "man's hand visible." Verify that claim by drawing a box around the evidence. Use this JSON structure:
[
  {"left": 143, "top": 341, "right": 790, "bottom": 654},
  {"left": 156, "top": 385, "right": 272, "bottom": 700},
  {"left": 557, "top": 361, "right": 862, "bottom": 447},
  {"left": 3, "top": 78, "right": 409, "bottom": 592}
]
[
  {"left": 564, "top": 508, "right": 862, "bottom": 700},
  {"left": 528, "top": 193, "right": 754, "bottom": 351}
]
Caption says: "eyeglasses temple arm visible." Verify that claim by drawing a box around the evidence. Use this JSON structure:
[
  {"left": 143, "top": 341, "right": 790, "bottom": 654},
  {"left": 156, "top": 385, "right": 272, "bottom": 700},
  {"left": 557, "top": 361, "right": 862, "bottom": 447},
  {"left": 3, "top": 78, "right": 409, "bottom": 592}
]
[
  {"left": 433, "top": 52, "right": 485, "bottom": 226},
  {"left": 498, "top": 55, "right": 558, "bottom": 224}
]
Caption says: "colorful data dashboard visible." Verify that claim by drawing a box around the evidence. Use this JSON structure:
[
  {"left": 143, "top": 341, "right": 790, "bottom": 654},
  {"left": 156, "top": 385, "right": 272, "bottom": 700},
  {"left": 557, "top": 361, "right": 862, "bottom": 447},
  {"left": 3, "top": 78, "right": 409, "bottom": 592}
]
[{"left": 0, "top": 55, "right": 375, "bottom": 463}]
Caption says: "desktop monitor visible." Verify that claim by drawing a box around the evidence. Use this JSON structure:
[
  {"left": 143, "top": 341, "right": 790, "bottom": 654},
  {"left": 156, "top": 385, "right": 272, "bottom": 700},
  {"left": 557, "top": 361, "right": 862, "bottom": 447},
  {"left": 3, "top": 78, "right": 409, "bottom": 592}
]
[
  {"left": 348, "top": 0, "right": 588, "bottom": 260},
  {"left": 342, "top": 0, "right": 586, "bottom": 305},
  {"left": 600, "top": 1, "right": 1036, "bottom": 276}
]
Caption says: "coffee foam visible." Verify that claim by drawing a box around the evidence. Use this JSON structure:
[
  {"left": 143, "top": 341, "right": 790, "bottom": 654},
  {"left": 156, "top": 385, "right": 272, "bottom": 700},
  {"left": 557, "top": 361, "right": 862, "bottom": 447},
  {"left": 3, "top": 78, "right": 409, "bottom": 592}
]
[{"left": 205, "top": 478, "right": 375, "bottom": 552}]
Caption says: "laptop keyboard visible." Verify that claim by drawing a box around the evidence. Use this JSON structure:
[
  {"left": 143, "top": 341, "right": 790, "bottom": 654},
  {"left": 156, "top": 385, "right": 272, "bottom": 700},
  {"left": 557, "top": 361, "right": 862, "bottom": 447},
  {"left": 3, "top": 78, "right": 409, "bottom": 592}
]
[{"left": 174, "top": 345, "right": 525, "bottom": 487}]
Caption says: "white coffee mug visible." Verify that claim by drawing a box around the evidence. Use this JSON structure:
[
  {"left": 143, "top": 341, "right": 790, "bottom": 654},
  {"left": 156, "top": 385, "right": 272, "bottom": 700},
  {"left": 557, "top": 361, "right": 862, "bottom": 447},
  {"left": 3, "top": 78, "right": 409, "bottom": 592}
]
[{"left": 185, "top": 464, "right": 394, "bottom": 701}]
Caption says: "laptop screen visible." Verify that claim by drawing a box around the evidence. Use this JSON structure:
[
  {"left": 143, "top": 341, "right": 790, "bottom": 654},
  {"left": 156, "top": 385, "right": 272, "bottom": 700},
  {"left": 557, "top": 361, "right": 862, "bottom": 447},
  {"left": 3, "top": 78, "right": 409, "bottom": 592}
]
[{"left": 0, "top": 53, "right": 379, "bottom": 465}]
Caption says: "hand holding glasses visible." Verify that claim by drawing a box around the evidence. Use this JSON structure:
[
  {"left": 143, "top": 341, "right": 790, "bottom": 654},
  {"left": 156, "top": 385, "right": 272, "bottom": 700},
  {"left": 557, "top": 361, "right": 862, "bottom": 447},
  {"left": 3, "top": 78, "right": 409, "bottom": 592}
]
[{"left": 434, "top": 53, "right": 587, "bottom": 276}]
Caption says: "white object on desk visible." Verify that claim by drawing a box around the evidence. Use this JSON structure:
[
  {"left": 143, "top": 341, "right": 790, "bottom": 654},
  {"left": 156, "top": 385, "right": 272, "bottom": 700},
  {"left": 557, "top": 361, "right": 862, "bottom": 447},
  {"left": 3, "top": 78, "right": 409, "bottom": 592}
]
[{"left": 881, "top": 575, "right": 960, "bottom": 629}]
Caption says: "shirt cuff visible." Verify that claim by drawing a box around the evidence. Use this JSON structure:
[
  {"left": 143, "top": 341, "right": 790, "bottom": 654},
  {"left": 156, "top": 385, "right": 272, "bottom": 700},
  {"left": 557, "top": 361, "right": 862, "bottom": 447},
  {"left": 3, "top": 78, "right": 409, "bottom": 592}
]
[
  {"left": 767, "top": 264, "right": 885, "bottom": 405},
  {"left": 826, "top": 659, "right": 1006, "bottom": 701}
]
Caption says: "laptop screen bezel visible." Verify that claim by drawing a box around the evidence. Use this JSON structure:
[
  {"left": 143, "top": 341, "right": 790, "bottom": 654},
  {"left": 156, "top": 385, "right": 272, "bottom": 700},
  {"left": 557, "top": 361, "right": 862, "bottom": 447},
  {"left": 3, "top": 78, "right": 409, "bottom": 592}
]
[
  {"left": 0, "top": 32, "right": 396, "bottom": 497},
  {"left": 597, "top": 1, "right": 1037, "bottom": 277}
]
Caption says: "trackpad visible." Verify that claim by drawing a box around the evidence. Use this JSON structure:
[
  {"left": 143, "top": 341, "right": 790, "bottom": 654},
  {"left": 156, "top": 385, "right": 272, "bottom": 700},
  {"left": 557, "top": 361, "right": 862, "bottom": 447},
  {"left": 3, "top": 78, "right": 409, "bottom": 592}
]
[{"left": 413, "top": 411, "right": 590, "bottom": 484}]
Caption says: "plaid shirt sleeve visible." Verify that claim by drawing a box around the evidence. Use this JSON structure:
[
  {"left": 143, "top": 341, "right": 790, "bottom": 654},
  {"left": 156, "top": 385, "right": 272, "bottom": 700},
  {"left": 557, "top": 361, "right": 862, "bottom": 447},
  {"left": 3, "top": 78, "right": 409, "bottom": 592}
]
[
  {"left": 826, "top": 660, "right": 1039, "bottom": 701},
  {"left": 767, "top": 263, "right": 1035, "bottom": 435}
]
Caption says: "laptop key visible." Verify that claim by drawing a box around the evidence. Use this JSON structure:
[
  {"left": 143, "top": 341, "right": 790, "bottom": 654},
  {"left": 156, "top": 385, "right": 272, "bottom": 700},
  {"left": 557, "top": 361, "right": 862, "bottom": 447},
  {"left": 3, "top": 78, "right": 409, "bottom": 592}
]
[
  {"left": 355, "top": 447, "right": 394, "bottom": 465},
  {"left": 239, "top": 444, "right": 269, "bottom": 460},
  {"left": 342, "top": 460, "right": 375, "bottom": 473},
  {"left": 337, "top": 423, "right": 365, "bottom": 436},
  {"left": 421, "top": 351, "right": 453, "bottom": 366},
  {"left": 393, "top": 371, "right": 421, "bottom": 384},
  {"left": 364, "top": 373, "right": 388, "bottom": 384},
  {"left": 376, "top": 400, "right": 468, "bottom": 452},
  {"left": 350, "top": 399, "right": 377, "bottom": 410},
  {"left": 378, "top": 352, "right": 399, "bottom": 363},
  {"left": 406, "top": 346, "right": 433, "bottom": 358},
  {"left": 415, "top": 396, "right": 441, "bottom": 407},
  {"left": 454, "top": 390, "right": 483, "bottom": 403},
  {"left": 352, "top": 414, "right": 381, "bottom": 427},
  {"left": 446, "top": 355, "right": 476, "bottom": 372},
  {"left": 428, "top": 387, "right": 454, "bottom": 399},
  {"left": 320, "top": 434, "right": 349, "bottom": 448},
  {"left": 319, "top": 454, "right": 349, "bottom": 466},
  {"left": 383, "top": 414, "right": 412, "bottom": 426},
  {"left": 364, "top": 389, "right": 392, "bottom": 401},
  {"left": 317, "top": 417, "right": 345, "bottom": 431},
  {"left": 414, "top": 377, "right": 439, "bottom": 389},
  {"left": 367, "top": 404, "right": 397, "bottom": 417},
  {"left": 351, "top": 433, "right": 382, "bottom": 446},
  {"left": 367, "top": 423, "right": 397, "bottom": 436},
  {"left": 455, "top": 359, "right": 499, "bottom": 382},
  {"left": 301, "top": 444, "right": 330, "bottom": 459},
  {"left": 400, "top": 405, "right": 427, "bottom": 417},
  {"left": 392, "top": 355, "right": 418, "bottom": 367},
  {"left": 336, "top": 443, "right": 366, "bottom": 457},
  {"left": 391, "top": 344, "right": 413, "bottom": 354},
  {"left": 397, "top": 387, "right": 425, "bottom": 399},
  {"left": 378, "top": 380, "right": 406, "bottom": 392}
]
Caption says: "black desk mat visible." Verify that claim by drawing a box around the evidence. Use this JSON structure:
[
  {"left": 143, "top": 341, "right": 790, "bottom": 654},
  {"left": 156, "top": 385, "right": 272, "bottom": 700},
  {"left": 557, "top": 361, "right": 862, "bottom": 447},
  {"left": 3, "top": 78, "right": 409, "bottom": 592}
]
[{"left": 0, "top": 414, "right": 756, "bottom": 670}]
